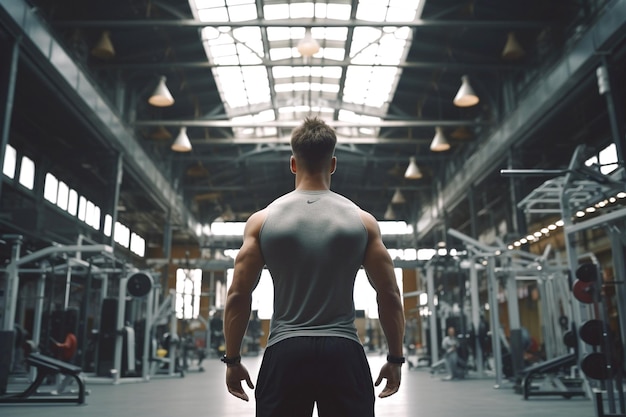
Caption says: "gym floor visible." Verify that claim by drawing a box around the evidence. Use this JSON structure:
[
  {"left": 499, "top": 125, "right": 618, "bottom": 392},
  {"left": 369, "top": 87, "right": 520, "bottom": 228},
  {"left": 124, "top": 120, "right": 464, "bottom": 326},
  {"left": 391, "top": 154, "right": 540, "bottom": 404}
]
[{"left": 1, "top": 353, "right": 595, "bottom": 417}]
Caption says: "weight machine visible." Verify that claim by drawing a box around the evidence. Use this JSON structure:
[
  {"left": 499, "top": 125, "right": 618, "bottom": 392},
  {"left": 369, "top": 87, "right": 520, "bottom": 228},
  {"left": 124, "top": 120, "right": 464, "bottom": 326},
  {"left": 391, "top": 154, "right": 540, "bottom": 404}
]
[
  {"left": 0, "top": 237, "right": 113, "bottom": 402},
  {"left": 503, "top": 144, "right": 626, "bottom": 414}
]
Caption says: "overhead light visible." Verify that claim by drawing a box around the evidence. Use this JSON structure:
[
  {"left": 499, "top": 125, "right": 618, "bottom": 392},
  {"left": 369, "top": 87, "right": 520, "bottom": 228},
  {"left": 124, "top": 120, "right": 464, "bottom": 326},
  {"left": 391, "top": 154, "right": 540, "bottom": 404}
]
[
  {"left": 222, "top": 205, "right": 235, "bottom": 221},
  {"left": 149, "top": 76, "right": 175, "bottom": 107},
  {"left": 91, "top": 30, "right": 115, "bottom": 59},
  {"left": 501, "top": 32, "right": 525, "bottom": 61},
  {"left": 384, "top": 204, "right": 396, "bottom": 220},
  {"left": 149, "top": 126, "right": 172, "bottom": 140},
  {"left": 430, "top": 127, "right": 450, "bottom": 152},
  {"left": 404, "top": 156, "right": 422, "bottom": 179},
  {"left": 297, "top": 28, "right": 320, "bottom": 58},
  {"left": 391, "top": 188, "right": 406, "bottom": 204},
  {"left": 453, "top": 75, "right": 479, "bottom": 107},
  {"left": 450, "top": 125, "right": 473, "bottom": 140},
  {"left": 171, "top": 127, "right": 192, "bottom": 152}
]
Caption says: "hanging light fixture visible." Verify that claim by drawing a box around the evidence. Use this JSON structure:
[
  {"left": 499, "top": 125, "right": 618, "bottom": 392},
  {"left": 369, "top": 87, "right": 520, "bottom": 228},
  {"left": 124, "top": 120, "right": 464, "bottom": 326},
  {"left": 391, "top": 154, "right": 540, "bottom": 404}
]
[
  {"left": 384, "top": 204, "right": 396, "bottom": 220},
  {"left": 453, "top": 75, "right": 479, "bottom": 107},
  {"left": 404, "top": 156, "right": 422, "bottom": 179},
  {"left": 222, "top": 205, "right": 236, "bottom": 221},
  {"left": 149, "top": 76, "right": 175, "bottom": 107},
  {"left": 430, "top": 127, "right": 451, "bottom": 152},
  {"left": 171, "top": 127, "right": 192, "bottom": 152},
  {"left": 297, "top": 28, "right": 320, "bottom": 57},
  {"left": 501, "top": 32, "right": 525, "bottom": 61},
  {"left": 148, "top": 126, "right": 172, "bottom": 141},
  {"left": 91, "top": 30, "right": 115, "bottom": 59},
  {"left": 391, "top": 188, "right": 406, "bottom": 204},
  {"left": 450, "top": 125, "right": 473, "bottom": 140}
]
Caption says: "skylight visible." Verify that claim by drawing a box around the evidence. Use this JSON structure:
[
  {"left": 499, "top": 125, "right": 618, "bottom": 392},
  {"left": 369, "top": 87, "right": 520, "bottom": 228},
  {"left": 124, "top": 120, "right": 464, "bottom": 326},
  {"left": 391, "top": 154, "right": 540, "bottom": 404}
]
[{"left": 189, "top": 0, "right": 423, "bottom": 138}]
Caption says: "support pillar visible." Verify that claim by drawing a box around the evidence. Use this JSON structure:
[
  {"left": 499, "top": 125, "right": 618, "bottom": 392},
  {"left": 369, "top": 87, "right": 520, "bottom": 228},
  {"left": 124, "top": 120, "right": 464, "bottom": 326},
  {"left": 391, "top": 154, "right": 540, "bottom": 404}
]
[{"left": 0, "top": 37, "right": 19, "bottom": 201}]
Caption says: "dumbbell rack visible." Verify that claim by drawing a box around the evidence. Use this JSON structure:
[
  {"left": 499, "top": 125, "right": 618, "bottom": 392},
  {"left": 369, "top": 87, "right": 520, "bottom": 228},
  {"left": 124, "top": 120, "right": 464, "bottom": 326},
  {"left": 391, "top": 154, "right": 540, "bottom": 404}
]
[
  {"left": 573, "top": 260, "right": 625, "bottom": 416},
  {"left": 557, "top": 153, "right": 626, "bottom": 416}
]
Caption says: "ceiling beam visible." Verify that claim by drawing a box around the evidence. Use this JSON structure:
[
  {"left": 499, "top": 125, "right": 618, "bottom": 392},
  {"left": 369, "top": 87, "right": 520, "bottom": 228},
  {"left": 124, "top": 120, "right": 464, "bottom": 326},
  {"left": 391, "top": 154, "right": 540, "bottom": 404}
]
[
  {"left": 94, "top": 60, "right": 520, "bottom": 72},
  {"left": 182, "top": 137, "right": 434, "bottom": 145},
  {"left": 175, "top": 153, "right": 447, "bottom": 162},
  {"left": 135, "top": 119, "right": 489, "bottom": 128},
  {"left": 55, "top": 18, "right": 552, "bottom": 29}
]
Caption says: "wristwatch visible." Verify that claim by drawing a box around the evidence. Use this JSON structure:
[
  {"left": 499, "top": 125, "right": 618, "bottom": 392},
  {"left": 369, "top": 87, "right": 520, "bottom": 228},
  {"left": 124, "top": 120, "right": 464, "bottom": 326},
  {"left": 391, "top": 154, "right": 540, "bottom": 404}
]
[
  {"left": 386, "top": 354, "right": 406, "bottom": 364},
  {"left": 221, "top": 355, "right": 241, "bottom": 365}
]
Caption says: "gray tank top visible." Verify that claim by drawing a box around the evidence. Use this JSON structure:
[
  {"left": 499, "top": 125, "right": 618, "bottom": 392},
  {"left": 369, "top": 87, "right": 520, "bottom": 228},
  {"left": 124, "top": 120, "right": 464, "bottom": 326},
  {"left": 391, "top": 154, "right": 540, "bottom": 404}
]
[{"left": 259, "top": 189, "right": 368, "bottom": 347}]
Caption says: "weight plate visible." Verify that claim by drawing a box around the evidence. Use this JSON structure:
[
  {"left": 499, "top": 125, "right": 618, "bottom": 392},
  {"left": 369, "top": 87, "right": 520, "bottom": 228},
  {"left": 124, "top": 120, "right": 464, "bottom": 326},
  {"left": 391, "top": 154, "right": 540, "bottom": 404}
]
[
  {"left": 127, "top": 272, "right": 153, "bottom": 297},
  {"left": 572, "top": 279, "right": 594, "bottom": 304},
  {"left": 581, "top": 352, "right": 615, "bottom": 380},
  {"left": 579, "top": 319, "right": 605, "bottom": 346},
  {"left": 562, "top": 330, "right": 577, "bottom": 349},
  {"left": 575, "top": 262, "right": 598, "bottom": 283}
]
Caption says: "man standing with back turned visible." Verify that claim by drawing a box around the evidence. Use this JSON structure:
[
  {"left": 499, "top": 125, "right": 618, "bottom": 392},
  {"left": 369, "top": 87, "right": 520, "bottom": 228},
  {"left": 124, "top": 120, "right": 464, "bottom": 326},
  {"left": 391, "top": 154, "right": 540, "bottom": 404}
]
[{"left": 222, "top": 117, "right": 405, "bottom": 417}]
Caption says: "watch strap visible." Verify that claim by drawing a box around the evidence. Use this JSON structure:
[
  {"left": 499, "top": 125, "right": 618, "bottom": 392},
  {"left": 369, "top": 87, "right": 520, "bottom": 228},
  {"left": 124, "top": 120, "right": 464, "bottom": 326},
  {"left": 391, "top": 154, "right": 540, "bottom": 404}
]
[
  {"left": 221, "top": 355, "right": 241, "bottom": 365},
  {"left": 386, "top": 354, "right": 406, "bottom": 364}
]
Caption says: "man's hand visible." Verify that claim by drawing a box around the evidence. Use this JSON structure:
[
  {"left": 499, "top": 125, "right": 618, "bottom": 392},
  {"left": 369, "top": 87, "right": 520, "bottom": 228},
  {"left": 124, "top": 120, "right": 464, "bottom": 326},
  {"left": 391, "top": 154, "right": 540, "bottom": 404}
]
[
  {"left": 225, "top": 363, "right": 255, "bottom": 401},
  {"left": 374, "top": 362, "right": 401, "bottom": 398}
]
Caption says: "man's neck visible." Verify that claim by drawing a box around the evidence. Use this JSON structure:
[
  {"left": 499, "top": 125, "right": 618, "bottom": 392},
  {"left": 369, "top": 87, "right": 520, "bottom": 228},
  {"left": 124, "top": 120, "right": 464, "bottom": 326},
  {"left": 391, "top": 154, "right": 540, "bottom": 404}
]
[{"left": 295, "top": 174, "right": 331, "bottom": 191}]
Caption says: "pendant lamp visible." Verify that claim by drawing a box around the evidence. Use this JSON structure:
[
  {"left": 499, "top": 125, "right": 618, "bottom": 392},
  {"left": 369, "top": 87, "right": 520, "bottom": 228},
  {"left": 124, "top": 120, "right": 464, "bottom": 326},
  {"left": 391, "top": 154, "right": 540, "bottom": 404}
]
[
  {"left": 391, "top": 188, "right": 406, "bottom": 204},
  {"left": 404, "top": 157, "right": 423, "bottom": 179},
  {"left": 149, "top": 76, "right": 175, "bottom": 107},
  {"left": 502, "top": 32, "right": 525, "bottom": 61},
  {"left": 91, "top": 30, "right": 115, "bottom": 59},
  {"left": 450, "top": 125, "right": 473, "bottom": 140},
  {"left": 171, "top": 127, "right": 192, "bottom": 152},
  {"left": 384, "top": 204, "right": 396, "bottom": 220},
  {"left": 453, "top": 75, "right": 479, "bottom": 107},
  {"left": 430, "top": 127, "right": 451, "bottom": 152},
  {"left": 297, "top": 28, "right": 320, "bottom": 57}
]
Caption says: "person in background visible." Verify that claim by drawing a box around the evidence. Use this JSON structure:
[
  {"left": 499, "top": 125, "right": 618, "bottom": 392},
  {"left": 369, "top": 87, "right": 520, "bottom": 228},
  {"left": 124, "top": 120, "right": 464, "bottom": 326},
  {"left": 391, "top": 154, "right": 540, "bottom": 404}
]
[
  {"left": 222, "top": 116, "right": 405, "bottom": 417},
  {"left": 441, "top": 326, "right": 461, "bottom": 380}
]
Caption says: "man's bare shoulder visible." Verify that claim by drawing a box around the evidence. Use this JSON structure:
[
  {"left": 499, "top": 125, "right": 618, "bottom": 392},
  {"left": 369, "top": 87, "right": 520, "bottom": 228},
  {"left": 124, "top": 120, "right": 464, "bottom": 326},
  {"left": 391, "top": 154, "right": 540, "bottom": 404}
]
[
  {"left": 358, "top": 209, "right": 379, "bottom": 233},
  {"left": 244, "top": 209, "right": 268, "bottom": 235}
]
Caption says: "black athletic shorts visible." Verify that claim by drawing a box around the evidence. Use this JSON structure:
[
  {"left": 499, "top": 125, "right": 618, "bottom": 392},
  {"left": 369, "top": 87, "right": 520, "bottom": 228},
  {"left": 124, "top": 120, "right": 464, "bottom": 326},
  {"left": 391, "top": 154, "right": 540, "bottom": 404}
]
[{"left": 255, "top": 336, "right": 375, "bottom": 417}]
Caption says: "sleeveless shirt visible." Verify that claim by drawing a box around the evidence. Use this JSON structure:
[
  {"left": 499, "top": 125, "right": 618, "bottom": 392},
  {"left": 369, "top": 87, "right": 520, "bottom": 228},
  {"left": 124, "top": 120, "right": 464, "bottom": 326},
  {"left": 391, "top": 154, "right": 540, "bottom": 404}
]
[{"left": 259, "top": 189, "right": 368, "bottom": 347}]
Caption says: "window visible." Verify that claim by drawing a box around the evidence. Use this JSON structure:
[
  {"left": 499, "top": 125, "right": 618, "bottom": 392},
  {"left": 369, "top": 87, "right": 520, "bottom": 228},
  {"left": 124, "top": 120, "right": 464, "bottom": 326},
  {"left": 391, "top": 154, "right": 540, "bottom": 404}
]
[
  {"left": 68, "top": 189, "right": 78, "bottom": 216},
  {"left": 3, "top": 144, "right": 16, "bottom": 178},
  {"left": 44, "top": 173, "right": 58, "bottom": 204},
  {"left": 18, "top": 156, "right": 35, "bottom": 190},
  {"left": 175, "top": 268, "right": 202, "bottom": 319},
  {"left": 114, "top": 222, "right": 130, "bottom": 247},
  {"left": 130, "top": 232, "right": 145, "bottom": 257},
  {"left": 104, "top": 214, "right": 112, "bottom": 237},
  {"left": 78, "top": 196, "right": 87, "bottom": 221},
  {"left": 57, "top": 181, "right": 69, "bottom": 211}
]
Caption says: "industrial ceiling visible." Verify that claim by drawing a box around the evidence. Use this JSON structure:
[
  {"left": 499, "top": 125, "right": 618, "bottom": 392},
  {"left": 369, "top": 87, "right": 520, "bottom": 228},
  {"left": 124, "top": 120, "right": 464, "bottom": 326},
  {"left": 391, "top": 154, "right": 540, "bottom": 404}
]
[{"left": 1, "top": 0, "right": 625, "bottom": 260}]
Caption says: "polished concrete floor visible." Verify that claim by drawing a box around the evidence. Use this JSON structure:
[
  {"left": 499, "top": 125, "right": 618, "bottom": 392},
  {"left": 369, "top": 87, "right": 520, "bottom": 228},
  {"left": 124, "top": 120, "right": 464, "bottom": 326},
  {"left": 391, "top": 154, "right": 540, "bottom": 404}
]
[{"left": 0, "top": 353, "right": 600, "bottom": 417}]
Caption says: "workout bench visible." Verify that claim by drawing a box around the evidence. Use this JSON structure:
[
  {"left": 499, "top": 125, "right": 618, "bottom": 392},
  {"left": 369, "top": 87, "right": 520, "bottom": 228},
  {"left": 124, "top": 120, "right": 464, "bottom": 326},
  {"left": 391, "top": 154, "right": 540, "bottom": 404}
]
[
  {"left": 0, "top": 353, "right": 86, "bottom": 405},
  {"left": 521, "top": 352, "right": 586, "bottom": 400}
]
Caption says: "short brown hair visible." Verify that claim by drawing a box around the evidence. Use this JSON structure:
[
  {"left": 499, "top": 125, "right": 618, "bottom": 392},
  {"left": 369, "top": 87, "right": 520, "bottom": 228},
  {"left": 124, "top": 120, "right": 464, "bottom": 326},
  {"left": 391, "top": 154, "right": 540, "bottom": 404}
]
[{"left": 290, "top": 117, "right": 337, "bottom": 172}]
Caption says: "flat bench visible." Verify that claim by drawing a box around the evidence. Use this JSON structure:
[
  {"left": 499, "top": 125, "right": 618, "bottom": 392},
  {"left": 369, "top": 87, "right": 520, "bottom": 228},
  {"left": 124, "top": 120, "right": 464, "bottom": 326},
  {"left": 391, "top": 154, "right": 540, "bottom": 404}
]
[
  {"left": 521, "top": 352, "right": 585, "bottom": 400},
  {"left": 0, "top": 353, "right": 86, "bottom": 404}
]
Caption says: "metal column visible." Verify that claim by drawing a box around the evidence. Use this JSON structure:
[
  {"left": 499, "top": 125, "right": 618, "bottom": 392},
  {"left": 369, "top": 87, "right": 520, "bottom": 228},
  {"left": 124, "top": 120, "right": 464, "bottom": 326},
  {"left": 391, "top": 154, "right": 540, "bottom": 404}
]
[
  {"left": 469, "top": 259, "right": 483, "bottom": 373},
  {"left": 487, "top": 256, "right": 504, "bottom": 388},
  {"left": 426, "top": 265, "right": 438, "bottom": 364},
  {"left": 0, "top": 37, "right": 19, "bottom": 201}
]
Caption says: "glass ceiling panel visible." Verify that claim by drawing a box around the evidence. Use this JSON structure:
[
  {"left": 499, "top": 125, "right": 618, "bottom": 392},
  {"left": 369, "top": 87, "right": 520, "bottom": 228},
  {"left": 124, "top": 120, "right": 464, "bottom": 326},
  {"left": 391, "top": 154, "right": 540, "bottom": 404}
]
[{"left": 190, "top": 0, "right": 423, "bottom": 138}]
